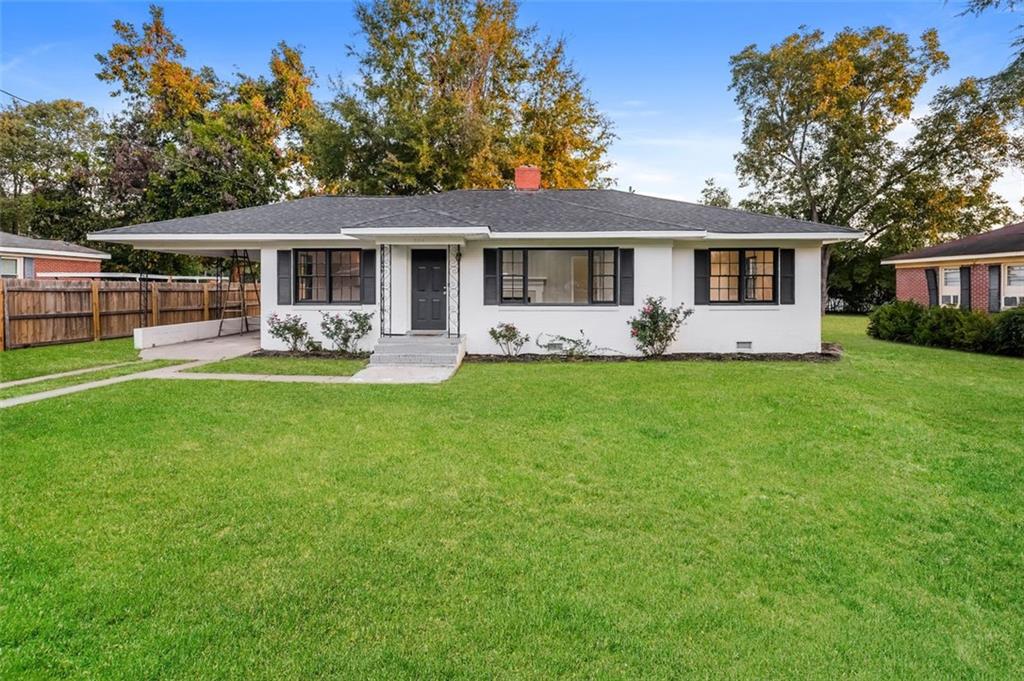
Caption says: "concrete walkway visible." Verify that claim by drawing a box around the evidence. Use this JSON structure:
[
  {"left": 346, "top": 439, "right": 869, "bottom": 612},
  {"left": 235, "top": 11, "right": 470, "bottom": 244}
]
[
  {"left": 0, "top": 361, "right": 209, "bottom": 409},
  {"left": 0, "top": 361, "right": 136, "bottom": 390}
]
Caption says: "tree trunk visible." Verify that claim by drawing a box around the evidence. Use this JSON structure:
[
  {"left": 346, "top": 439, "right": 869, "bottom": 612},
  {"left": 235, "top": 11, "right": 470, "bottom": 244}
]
[{"left": 820, "top": 244, "right": 832, "bottom": 314}]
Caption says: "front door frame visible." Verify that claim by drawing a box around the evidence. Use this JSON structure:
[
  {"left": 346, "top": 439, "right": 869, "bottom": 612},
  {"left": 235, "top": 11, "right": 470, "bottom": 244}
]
[{"left": 410, "top": 248, "right": 447, "bottom": 331}]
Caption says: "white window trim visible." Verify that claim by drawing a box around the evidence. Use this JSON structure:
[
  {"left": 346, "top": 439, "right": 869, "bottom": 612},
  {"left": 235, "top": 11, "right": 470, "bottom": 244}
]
[
  {"left": 1004, "top": 264, "right": 1024, "bottom": 309},
  {"left": 940, "top": 267, "right": 961, "bottom": 307},
  {"left": 0, "top": 256, "right": 22, "bottom": 278}
]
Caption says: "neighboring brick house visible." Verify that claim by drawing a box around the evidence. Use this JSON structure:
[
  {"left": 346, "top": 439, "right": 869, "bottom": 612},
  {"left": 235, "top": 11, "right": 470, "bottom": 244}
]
[
  {"left": 0, "top": 232, "right": 110, "bottom": 279},
  {"left": 882, "top": 222, "right": 1024, "bottom": 313}
]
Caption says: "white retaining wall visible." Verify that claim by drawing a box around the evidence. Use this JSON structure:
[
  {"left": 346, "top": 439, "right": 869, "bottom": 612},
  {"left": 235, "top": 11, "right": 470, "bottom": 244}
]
[{"left": 134, "top": 316, "right": 260, "bottom": 349}]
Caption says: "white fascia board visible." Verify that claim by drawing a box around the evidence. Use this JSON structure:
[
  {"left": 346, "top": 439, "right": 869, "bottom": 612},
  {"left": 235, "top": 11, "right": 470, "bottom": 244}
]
[
  {"left": 881, "top": 251, "right": 1024, "bottom": 265},
  {"left": 341, "top": 226, "right": 490, "bottom": 238},
  {"left": 0, "top": 246, "right": 110, "bottom": 260},
  {"left": 706, "top": 231, "right": 863, "bottom": 241},
  {"left": 88, "top": 232, "right": 358, "bottom": 243},
  {"left": 492, "top": 230, "right": 707, "bottom": 240}
]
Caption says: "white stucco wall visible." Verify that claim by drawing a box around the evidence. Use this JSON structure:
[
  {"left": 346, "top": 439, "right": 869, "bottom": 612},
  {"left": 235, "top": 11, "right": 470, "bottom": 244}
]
[
  {"left": 260, "top": 240, "right": 824, "bottom": 355},
  {"left": 260, "top": 246, "right": 380, "bottom": 352}
]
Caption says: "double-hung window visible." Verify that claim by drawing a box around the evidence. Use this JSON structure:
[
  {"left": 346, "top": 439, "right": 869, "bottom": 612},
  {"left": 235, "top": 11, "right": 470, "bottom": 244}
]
[
  {"left": 0, "top": 257, "right": 18, "bottom": 279},
  {"left": 499, "top": 248, "right": 617, "bottom": 305},
  {"left": 709, "top": 249, "right": 776, "bottom": 303},
  {"left": 940, "top": 267, "right": 960, "bottom": 307},
  {"left": 1005, "top": 264, "right": 1024, "bottom": 308},
  {"left": 294, "top": 249, "right": 362, "bottom": 303}
]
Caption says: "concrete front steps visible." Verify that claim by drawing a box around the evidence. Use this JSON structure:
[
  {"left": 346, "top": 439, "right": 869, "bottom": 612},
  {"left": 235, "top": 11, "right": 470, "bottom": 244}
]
[{"left": 369, "top": 334, "right": 466, "bottom": 368}]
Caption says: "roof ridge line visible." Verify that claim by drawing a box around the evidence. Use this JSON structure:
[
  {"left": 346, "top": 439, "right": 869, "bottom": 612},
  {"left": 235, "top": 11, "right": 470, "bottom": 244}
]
[
  {"left": 601, "top": 189, "right": 855, "bottom": 232},
  {"left": 344, "top": 206, "right": 488, "bottom": 229},
  {"left": 417, "top": 206, "right": 489, "bottom": 227},
  {"left": 538, "top": 193, "right": 702, "bottom": 231}
]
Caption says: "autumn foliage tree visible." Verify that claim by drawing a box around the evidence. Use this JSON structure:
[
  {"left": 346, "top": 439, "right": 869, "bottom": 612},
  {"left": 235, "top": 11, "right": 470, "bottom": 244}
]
[
  {"left": 729, "top": 27, "right": 1017, "bottom": 310},
  {"left": 93, "top": 5, "right": 317, "bottom": 271},
  {"left": 305, "top": 0, "right": 613, "bottom": 194}
]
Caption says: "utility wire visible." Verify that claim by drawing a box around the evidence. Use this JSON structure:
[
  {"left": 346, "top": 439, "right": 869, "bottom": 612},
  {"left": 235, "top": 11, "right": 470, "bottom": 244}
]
[{"left": 1, "top": 87, "right": 39, "bottom": 104}]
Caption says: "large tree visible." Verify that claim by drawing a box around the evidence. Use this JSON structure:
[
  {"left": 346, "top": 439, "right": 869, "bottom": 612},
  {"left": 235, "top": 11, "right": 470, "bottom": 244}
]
[
  {"left": 729, "top": 26, "right": 1017, "bottom": 310},
  {"left": 95, "top": 5, "right": 317, "bottom": 272},
  {"left": 0, "top": 99, "right": 105, "bottom": 242},
  {"left": 306, "top": 0, "right": 613, "bottom": 194}
]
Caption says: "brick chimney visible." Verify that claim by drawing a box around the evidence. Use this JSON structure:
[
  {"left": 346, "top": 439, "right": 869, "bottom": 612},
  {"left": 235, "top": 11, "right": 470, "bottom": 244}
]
[{"left": 514, "top": 165, "right": 541, "bottom": 191}]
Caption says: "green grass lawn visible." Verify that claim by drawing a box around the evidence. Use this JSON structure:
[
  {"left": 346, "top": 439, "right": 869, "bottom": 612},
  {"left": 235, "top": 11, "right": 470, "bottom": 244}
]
[
  {"left": 189, "top": 354, "right": 366, "bottom": 376},
  {"left": 2, "top": 316, "right": 1022, "bottom": 678},
  {"left": 0, "top": 338, "right": 139, "bottom": 383},
  {"left": 0, "top": 360, "right": 182, "bottom": 400}
]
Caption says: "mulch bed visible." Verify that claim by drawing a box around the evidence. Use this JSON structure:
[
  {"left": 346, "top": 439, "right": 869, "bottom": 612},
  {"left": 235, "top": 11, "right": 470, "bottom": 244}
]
[
  {"left": 465, "top": 342, "right": 843, "bottom": 363},
  {"left": 248, "top": 350, "right": 370, "bottom": 360}
]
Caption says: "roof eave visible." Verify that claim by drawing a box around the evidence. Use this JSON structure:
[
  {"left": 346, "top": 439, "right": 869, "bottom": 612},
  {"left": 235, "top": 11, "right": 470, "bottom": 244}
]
[
  {"left": 881, "top": 250, "right": 1024, "bottom": 265},
  {"left": 0, "top": 245, "right": 110, "bottom": 260}
]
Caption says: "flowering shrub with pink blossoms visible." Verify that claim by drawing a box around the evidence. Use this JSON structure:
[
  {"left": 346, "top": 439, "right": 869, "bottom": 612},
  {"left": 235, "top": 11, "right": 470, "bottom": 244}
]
[{"left": 627, "top": 296, "right": 693, "bottom": 356}]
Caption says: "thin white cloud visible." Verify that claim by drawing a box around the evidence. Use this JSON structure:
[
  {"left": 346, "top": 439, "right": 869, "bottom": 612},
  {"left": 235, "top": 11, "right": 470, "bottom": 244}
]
[{"left": 0, "top": 42, "right": 65, "bottom": 75}]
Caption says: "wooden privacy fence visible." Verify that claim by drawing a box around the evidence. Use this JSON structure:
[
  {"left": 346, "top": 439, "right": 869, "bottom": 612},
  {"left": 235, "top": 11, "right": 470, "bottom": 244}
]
[{"left": 0, "top": 279, "right": 260, "bottom": 350}]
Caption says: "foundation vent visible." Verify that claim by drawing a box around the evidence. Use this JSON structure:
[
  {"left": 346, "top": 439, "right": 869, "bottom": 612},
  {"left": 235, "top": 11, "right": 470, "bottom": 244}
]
[{"left": 736, "top": 341, "right": 753, "bottom": 350}]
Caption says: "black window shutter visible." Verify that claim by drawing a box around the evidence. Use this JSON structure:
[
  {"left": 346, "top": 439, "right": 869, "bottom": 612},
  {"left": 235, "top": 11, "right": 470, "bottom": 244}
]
[
  {"left": 361, "top": 249, "right": 376, "bottom": 304},
  {"left": 619, "top": 249, "right": 634, "bottom": 305},
  {"left": 276, "top": 250, "right": 291, "bottom": 305},
  {"left": 483, "top": 249, "right": 498, "bottom": 305},
  {"left": 694, "top": 250, "right": 710, "bottom": 305},
  {"left": 959, "top": 265, "right": 971, "bottom": 310},
  {"left": 925, "top": 268, "right": 939, "bottom": 307},
  {"left": 988, "top": 265, "right": 1001, "bottom": 313},
  {"left": 780, "top": 249, "right": 796, "bottom": 304}
]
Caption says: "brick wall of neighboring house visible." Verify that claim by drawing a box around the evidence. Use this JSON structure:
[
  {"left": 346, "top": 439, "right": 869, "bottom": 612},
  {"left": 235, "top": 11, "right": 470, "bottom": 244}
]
[
  {"left": 969, "top": 264, "right": 989, "bottom": 311},
  {"left": 896, "top": 263, "right": 997, "bottom": 311},
  {"left": 32, "top": 257, "right": 102, "bottom": 276},
  {"left": 895, "top": 267, "right": 931, "bottom": 306}
]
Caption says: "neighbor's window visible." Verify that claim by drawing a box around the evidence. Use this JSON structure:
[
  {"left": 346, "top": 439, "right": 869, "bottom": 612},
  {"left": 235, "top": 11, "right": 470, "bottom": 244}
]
[
  {"left": 0, "top": 257, "right": 17, "bottom": 279},
  {"left": 1007, "top": 264, "right": 1024, "bottom": 289},
  {"left": 709, "top": 249, "right": 776, "bottom": 303},
  {"left": 940, "top": 267, "right": 961, "bottom": 307},
  {"left": 295, "top": 249, "right": 361, "bottom": 303},
  {"left": 499, "top": 248, "right": 617, "bottom": 305},
  {"left": 943, "top": 267, "right": 960, "bottom": 289}
]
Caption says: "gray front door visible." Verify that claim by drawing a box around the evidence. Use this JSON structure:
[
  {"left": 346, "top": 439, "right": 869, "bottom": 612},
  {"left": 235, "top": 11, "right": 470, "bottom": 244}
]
[{"left": 411, "top": 249, "right": 446, "bottom": 330}]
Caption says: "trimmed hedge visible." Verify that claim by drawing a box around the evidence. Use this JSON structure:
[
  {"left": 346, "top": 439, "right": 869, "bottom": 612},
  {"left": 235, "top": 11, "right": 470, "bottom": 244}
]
[{"left": 868, "top": 302, "right": 1023, "bottom": 357}]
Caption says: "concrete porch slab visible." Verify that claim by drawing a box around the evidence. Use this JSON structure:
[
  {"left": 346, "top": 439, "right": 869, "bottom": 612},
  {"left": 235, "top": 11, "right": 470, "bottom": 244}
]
[{"left": 140, "top": 333, "right": 260, "bottom": 361}]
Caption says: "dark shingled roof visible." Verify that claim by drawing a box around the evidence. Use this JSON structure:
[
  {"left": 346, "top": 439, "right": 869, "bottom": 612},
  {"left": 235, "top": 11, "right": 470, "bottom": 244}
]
[
  {"left": 91, "top": 189, "right": 856, "bottom": 237},
  {"left": 885, "top": 222, "right": 1024, "bottom": 262},
  {"left": 0, "top": 231, "right": 109, "bottom": 257}
]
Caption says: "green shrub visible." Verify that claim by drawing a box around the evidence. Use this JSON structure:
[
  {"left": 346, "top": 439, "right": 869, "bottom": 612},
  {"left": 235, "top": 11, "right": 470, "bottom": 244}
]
[
  {"left": 990, "top": 308, "right": 1024, "bottom": 357},
  {"left": 867, "top": 300, "right": 924, "bottom": 342},
  {"left": 488, "top": 323, "right": 530, "bottom": 357},
  {"left": 627, "top": 296, "right": 694, "bottom": 356},
  {"left": 953, "top": 311, "right": 996, "bottom": 353},
  {"left": 913, "top": 306, "right": 964, "bottom": 348},
  {"left": 320, "top": 311, "right": 374, "bottom": 353}
]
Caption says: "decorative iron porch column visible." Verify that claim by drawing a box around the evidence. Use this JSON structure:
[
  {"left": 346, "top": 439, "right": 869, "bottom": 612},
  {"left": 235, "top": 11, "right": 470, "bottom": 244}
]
[
  {"left": 379, "top": 244, "right": 392, "bottom": 336},
  {"left": 447, "top": 244, "right": 461, "bottom": 337}
]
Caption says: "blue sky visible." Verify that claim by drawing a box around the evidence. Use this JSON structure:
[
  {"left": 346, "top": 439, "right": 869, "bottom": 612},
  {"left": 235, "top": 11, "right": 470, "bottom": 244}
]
[{"left": 2, "top": 1, "right": 1021, "bottom": 208}]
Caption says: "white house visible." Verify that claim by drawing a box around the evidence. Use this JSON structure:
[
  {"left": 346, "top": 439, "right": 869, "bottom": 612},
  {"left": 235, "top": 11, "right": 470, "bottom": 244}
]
[{"left": 90, "top": 167, "right": 859, "bottom": 356}]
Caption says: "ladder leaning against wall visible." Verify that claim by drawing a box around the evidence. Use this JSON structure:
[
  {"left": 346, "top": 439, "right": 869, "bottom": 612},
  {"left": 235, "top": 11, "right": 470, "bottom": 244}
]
[{"left": 216, "top": 250, "right": 260, "bottom": 337}]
